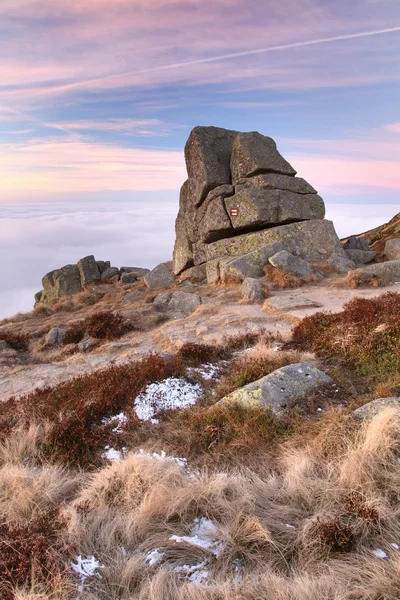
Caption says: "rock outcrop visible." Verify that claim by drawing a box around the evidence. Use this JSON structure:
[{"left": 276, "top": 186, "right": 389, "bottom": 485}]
[
  {"left": 173, "top": 127, "right": 350, "bottom": 282},
  {"left": 35, "top": 256, "right": 149, "bottom": 305}
]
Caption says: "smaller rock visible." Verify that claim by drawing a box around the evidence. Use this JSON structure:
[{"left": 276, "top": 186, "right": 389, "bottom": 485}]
[
  {"left": 269, "top": 250, "right": 313, "bottom": 278},
  {"left": 343, "top": 236, "right": 370, "bottom": 251},
  {"left": 385, "top": 239, "right": 400, "bottom": 261},
  {"left": 0, "top": 340, "right": 11, "bottom": 351},
  {"left": 242, "top": 278, "right": 264, "bottom": 302},
  {"left": 121, "top": 290, "right": 144, "bottom": 304},
  {"left": 34, "top": 291, "right": 43, "bottom": 305},
  {"left": 110, "top": 275, "right": 120, "bottom": 284},
  {"left": 353, "top": 397, "right": 400, "bottom": 420},
  {"left": 101, "top": 267, "right": 120, "bottom": 281},
  {"left": 77, "top": 255, "right": 101, "bottom": 285},
  {"left": 206, "top": 260, "right": 221, "bottom": 284},
  {"left": 153, "top": 292, "right": 172, "bottom": 310},
  {"left": 144, "top": 262, "right": 175, "bottom": 289},
  {"left": 328, "top": 253, "right": 356, "bottom": 274},
  {"left": 168, "top": 291, "right": 201, "bottom": 314},
  {"left": 219, "top": 363, "right": 332, "bottom": 417},
  {"left": 45, "top": 327, "right": 67, "bottom": 347},
  {"left": 96, "top": 260, "right": 111, "bottom": 274},
  {"left": 120, "top": 267, "right": 150, "bottom": 278},
  {"left": 179, "top": 264, "right": 207, "bottom": 283},
  {"left": 78, "top": 339, "right": 95, "bottom": 352},
  {"left": 264, "top": 296, "right": 322, "bottom": 312},
  {"left": 121, "top": 272, "right": 137, "bottom": 284},
  {"left": 344, "top": 249, "right": 376, "bottom": 264},
  {"left": 349, "top": 259, "right": 400, "bottom": 285}
]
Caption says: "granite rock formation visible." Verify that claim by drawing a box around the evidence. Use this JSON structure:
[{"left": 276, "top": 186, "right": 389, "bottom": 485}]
[{"left": 173, "top": 127, "right": 352, "bottom": 282}]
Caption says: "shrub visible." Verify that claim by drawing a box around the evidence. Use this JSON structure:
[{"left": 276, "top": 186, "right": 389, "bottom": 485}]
[
  {"left": 291, "top": 292, "right": 400, "bottom": 382},
  {"left": 310, "top": 515, "right": 356, "bottom": 553},
  {"left": 0, "top": 331, "right": 29, "bottom": 352},
  {"left": 62, "top": 325, "right": 85, "bottom": 345},
  {"left": 84, "top": 311, "right": 134, "bottom": 339},
  {"left": 0, "top": 510, "right": 65, "bottom": 600}
]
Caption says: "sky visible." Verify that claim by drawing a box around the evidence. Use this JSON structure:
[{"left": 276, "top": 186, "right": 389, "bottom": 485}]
[{"left": 0, "top": 0, "right": 400, "bottom": 319}]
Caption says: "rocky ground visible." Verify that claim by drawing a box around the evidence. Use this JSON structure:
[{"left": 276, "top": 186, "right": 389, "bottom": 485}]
[{"left": 1, "top": 275, "right": 398, "bottom": 401}]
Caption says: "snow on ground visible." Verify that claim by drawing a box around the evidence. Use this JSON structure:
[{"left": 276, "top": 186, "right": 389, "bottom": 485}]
[
  {"left": 137, "top": 448, "right": 188, "bottom": 468},
  {"left": 71, "top": 555, "right": 104, "bottom": 592},
  {"left": 170, "top": 517, "right": 224, "bottom": 558},
  {"left": 101, "top": 412, "right": 127, "bottom": 432},
  {"left": 188, "top": 363, "right": 222, "bottom": 380},
  {"left": 102, "top": 446, "right": 127, "bottom": 461},
  {"left": 134, "top": 377, "right": 203, "bottom": 423}
]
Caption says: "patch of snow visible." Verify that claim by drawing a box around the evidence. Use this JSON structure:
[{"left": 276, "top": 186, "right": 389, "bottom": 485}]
[
  {"left": 317, "top": 408, "right": 323, "bottom": 412},
  {"left": 102, "top": 412, "right": 127, "bottom": 433},
  {"left": 145, "top": 548, "right": 164, "bottom": 566},
  {"left": 391, "top": 542, "right": 399, "bottom": 549},
  {"left": 173, "top": 560, "right": 209, "bottom": 583},
  {"left": 71, "top": 555, "right": 104, "bottom": 592},
  {"left": 102, "top": 446, "right": 127, "bottom": 461},
  {"left": 170, "top": 517, "right": 224, "bottom": 558},
  {"left": 190, "top": 363, "right": 221, "bottom": 380},
  {"left": 137, "top": 448, "right": 188, "bottom": 469},
  {"left": 373, "top": 548, "right": 388, "bottom": 559},
  {"left": 272, "top": 342, "right": 282, "bottom": 352},
  {"left": 134, "top": 377, "right": 203, "bottom": 422},
  {"left": 285, "top": 523, "right": 295, "bottom": 529}
]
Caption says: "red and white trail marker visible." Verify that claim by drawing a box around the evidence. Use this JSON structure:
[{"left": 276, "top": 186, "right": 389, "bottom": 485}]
[{"left": 230, "top": 208, "right": 239, "bottom": 216}]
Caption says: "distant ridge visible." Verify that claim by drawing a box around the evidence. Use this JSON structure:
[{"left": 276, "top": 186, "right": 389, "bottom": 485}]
[{"left": 344, "top": 212, "right": 400, "bottom": 253}]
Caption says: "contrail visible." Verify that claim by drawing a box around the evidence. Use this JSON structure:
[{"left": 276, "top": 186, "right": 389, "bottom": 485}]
[{"left": 60, "top": 25, "right": 400, "bottom": 91}]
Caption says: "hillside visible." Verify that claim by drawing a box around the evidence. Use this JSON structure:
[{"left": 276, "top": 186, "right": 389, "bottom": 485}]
[{"left": 353, "top": 212, "right": 400, "bottom": 253}]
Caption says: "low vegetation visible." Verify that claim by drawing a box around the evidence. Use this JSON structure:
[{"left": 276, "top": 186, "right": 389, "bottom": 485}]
[{"left": 0, "top": 294, "right": 399, "bottom": 598}]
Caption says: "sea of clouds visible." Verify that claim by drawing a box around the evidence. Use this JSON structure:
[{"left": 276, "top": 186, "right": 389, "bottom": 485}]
[{"left": 0, "top": 199, "right": 397, "bottom": 320}]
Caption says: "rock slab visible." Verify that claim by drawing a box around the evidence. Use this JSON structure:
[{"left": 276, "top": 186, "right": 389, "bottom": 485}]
[{"left": 219, "top": 363, "right": 333, "bottom": 417}]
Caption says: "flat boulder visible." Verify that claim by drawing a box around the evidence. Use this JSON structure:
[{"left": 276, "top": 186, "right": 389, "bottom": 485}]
[
  {"left": 385, "top": 239, "right": 400, "bottom": 261},
  {"left": 225, "top": 188, "right": 325, "bottom": 231},
  {"left": 120, "top": 267, "right": 150, "bottom": 278},
  {"left": 268, "top": 250, "right": 313, "bottom": 277},
  {"left": 144, "top": 262, "right": 175, "bottom": 289},
  {"left": 231, "top": 132, "right": 296, "bottom": 185},
  {"left": 264, "top": 295, "right": 322, "bottom": 312},
  {"left": 354, "top": 397, "right": 400, "bottom": 420},
  {"left": 199, "top": 220, "right": 345, "bottom": 266},
  {"left": 219, "top": 363, "right": 332, "bottom": 417},
  {"left": 121, "top": 272, "right": 137, "bottom": 284},
  {"left": 242, "top": 278, "right": 264, "bottom": 302},
  {"left": 184, "top": 126, "right": 239, "bottom": 207}
]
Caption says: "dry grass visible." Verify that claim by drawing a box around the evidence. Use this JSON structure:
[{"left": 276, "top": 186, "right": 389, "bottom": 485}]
[
  {"left": 264, "top": 264, "right": 317, "bottom": 289},
  {"left": 3, "top": 409, "right": 400, "bottom": 598},
  {"left": 332, "top": 269, "right": 383, "bottom": 289}
]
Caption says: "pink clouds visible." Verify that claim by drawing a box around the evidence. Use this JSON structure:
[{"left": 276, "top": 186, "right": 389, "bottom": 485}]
[
  {"left": 0, "top": 139, "right": 186, "bottom": 192},
  {"left": 1, "top": 0, "right": 399, "bottom": 108}
]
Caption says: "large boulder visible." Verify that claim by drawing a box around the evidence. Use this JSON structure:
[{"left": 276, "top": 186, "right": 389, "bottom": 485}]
[
  {"left": 77, "top": 255, "right": 101, "bottom": 286},
  {"left": 168, "top": 291, "right": 201, "bottom": 314},
  {"left": 219, "top": 363, "right": 332, "bottom": 417},
  {"left": 225, "top": 189, "right": 325, "bottom": 231},
  {"left": 144, "top": 262, "right": 175, "bottom": 289},
  {"left": 198, "top": 196, "right": 233, "bottom": 242},
  {"left": 385, "top": 239, "right": 400, "bottom": 261},
  {"left": 42, "top": 264, "right": 82, "bottom": 301},
  {"left": 96, "top": 260, "right": 110, "bottom": 274},
  {"left": 198, "top": 220, "right": 346, "bottom": 267},
  {"left": 231, "top": 132, "right": 296, "bottom": 185},
  {"left": 184, "top": 126, "right": 239, "bottom": 207},
  {"left": 268, "top": 250, "right": 313, "bottom": 277}
]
